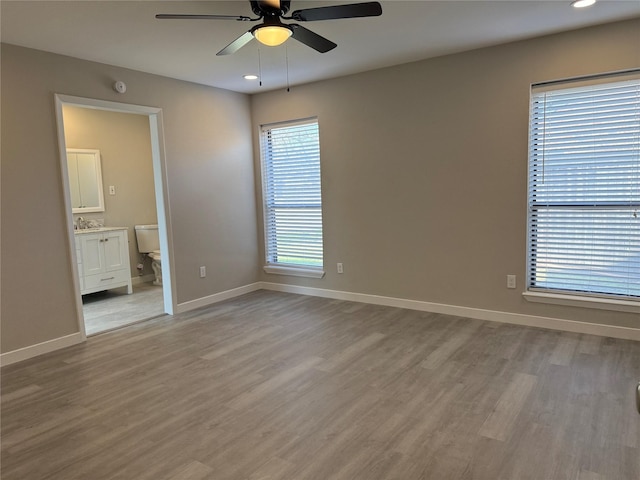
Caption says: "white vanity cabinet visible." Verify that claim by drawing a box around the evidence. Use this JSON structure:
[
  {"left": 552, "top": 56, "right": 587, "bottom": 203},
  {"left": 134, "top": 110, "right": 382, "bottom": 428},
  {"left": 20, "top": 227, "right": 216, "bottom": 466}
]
[{"left": 74, "top": 228, "right": 133, "bottom": 295}]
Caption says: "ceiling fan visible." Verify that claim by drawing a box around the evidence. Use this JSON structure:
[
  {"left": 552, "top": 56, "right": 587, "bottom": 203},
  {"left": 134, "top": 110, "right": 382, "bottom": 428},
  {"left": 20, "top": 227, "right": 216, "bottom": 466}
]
[{"left": 156, "top": 0, "right": 382, "bottom": 56}]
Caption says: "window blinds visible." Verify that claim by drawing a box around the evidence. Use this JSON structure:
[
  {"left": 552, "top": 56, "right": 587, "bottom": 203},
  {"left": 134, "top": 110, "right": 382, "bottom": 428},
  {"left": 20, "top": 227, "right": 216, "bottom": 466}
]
[
  {"left": 261, "top": 119, "right": 323, "bottom": 268},
  {"left": 527, "top": 76, "right": 640, "bottom": 299}
]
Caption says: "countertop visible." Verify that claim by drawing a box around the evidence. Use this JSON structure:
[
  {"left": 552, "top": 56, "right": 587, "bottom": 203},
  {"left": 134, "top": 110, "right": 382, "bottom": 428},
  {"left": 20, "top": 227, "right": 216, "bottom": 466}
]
[{"left": 74, "top": 226, "right": 128, "bottom": 235}]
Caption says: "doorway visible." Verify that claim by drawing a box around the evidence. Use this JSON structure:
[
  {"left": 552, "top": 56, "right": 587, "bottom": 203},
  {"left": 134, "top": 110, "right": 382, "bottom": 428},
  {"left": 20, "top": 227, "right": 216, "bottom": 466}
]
[{"left": 55, "top": 95, "right": 176, "bottom": 338}]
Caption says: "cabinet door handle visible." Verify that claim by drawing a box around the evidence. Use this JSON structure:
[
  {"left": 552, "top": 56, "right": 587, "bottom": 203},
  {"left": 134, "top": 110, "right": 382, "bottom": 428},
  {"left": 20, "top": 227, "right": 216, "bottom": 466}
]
[
  {"left": 101, "top": 277, "right": 115, "bottom": 281},
  {"left": 99, "top": 239, "right": 104, "bottom": 242},
  {"left": 104, "top": 238, "right": 109, "bottom": 242}
]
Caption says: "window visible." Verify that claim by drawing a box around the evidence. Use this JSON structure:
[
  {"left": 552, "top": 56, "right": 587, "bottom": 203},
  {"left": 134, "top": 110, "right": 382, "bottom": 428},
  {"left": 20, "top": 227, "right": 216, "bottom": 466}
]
[
  {"left": 527, "top": 73, "right": 640, "bottom": 305},
  {"left": 260, "top": 118, "right": 324, "bottom": 276}
]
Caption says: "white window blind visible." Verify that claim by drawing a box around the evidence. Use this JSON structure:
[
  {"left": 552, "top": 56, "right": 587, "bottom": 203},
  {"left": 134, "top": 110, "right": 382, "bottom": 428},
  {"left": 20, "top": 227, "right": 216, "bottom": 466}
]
[
  {"left": 527, "top": 74, "right": 640, "bottom": 300},
  {"left": 260, "top": 118, "right": 323, "bottom": 269}
]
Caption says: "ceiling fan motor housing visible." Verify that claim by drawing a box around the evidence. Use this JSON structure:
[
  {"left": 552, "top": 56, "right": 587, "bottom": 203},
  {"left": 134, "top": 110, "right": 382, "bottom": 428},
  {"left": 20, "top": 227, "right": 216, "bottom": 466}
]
[
  {"left": 251, "top": 0, "right": 292, "bottom": 17},
  {"left": 252, "top": 15, "right": 291, "bottom": 33}
]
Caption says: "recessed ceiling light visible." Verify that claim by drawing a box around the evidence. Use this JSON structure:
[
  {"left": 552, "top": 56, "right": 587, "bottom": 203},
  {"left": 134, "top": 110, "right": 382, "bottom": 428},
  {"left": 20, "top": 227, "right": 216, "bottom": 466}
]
[
  {"left": 243, "top": 74, "right": 259, "bottom": 80},
  {"left": 571, "top": 0, "right": 596, "bottom": 8}
]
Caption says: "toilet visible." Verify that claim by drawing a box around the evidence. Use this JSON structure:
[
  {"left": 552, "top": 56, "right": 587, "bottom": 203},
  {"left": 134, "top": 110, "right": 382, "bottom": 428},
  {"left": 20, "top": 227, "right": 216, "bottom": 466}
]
[{"left": 134, "top": 224, "right": 162, "bottom": 286}]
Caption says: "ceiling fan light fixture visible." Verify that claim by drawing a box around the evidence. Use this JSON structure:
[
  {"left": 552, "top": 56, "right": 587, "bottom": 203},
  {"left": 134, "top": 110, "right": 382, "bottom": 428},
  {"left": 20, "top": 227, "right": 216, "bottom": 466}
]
[
  {"left": 570, "top": 0, "right": 596, "bottom": 8},
  {"left": 253, "top": 25, "right": 292, "bottom": 46}
]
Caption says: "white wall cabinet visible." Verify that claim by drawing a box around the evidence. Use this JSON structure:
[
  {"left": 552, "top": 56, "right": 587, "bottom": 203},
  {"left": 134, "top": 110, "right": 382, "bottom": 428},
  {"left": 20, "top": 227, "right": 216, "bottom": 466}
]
[
  {"left": 67, "top": 149, "right": 105, "bottom": 213},
  {"left": 75, "top": 228, "right": 132, "bottom": 295}
]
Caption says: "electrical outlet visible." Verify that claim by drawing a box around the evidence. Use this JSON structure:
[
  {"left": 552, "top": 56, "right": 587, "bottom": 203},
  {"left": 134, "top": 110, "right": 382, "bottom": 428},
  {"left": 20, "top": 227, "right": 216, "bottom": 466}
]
[
  {"left": 507, "top": 275, "right": 516, "bottom": 289},
  {"left": 109, "top": 185, "right": 116, "bottom": 195},
  {"left": 200, "top": 266, "right": 206, "bottom": 278},
  {"left": 337, "top": 263, "right": 343, "bottom": 274}
]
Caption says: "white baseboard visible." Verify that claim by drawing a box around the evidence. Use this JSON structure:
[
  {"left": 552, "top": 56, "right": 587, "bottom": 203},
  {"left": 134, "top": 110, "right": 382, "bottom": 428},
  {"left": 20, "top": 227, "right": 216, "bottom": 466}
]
[
  {"left": 1, "top": 283, "right": 262, "bottom": 366},
  {"left": 259, "top": 282, "right": 640, "bottom": 341},
  {"left": 0, "top": 332, "right": 84, "bottom": 367},
  {"left": 175, "top": 282, "right": 262, "bottom": 314},
  {"left": 132, "top": 274, "right": 155, "bottom": 286},
  {"left": 4, "top": 281, "right": 636, "bottom": 367}
]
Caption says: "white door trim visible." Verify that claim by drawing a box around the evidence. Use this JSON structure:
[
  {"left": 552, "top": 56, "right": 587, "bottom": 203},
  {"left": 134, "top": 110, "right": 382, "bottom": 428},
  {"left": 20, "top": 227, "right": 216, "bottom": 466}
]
[{"left": 54, "top": 94, "right": 177, "bottom": 343}]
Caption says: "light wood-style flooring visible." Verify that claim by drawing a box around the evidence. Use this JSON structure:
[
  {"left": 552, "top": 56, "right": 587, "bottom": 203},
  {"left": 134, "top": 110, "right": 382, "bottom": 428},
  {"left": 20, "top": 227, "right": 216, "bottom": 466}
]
[
  {"left": 82, "top": 282, "right": 164, "bottom": 335},
  {"left": 2, "top": 290, "right": 639, "bottom": 479}
]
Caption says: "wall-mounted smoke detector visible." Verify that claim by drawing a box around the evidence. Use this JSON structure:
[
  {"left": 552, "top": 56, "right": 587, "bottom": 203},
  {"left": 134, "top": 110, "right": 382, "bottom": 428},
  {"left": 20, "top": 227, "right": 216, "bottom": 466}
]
[{"left": 113, "top": 81, "right": 127, "bottom": 94}]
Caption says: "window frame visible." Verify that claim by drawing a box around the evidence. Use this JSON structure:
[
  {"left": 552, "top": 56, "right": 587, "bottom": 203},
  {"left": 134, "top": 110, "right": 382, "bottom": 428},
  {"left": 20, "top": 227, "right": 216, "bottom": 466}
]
[
  {"left": 524, "top": 70, "right": 640, "bottom": 313},
  {"left": 259, "top": 117, "right": 325, "bottom": 278}
]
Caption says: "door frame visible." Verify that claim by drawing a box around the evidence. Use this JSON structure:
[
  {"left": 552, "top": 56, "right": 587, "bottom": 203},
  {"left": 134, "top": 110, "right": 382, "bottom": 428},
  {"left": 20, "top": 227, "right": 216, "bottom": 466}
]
[{"left": 55, "top": 94, "right": 177, "bottom": 339}]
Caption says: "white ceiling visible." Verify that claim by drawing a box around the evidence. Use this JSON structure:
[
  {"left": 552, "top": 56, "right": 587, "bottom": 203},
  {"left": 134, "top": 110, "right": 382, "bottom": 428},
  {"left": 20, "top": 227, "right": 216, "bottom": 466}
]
[{"left": 2, "top": 1, "right": 639, "bottom": 94}]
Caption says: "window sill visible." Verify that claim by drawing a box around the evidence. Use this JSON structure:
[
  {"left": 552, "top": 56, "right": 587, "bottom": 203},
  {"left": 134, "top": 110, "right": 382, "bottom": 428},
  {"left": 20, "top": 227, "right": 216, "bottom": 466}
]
[
  {"left": 523, "top": 291, "right": 640, "bottom": 314},
  {"left": 263, "top": 265, "right": 325, "bottom": 279}
]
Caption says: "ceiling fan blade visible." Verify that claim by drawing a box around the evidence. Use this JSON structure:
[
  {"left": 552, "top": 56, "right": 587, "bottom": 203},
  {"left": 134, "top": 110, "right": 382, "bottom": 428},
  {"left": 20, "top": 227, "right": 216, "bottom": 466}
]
[
  {"left": 290, "top": 2, "right": 381, "bottom": 22},
  {"left": 156, "top": 14, "right": 254, "bottom": 21},
  {"left": 217, "top": 31, "right": 255, "bottom": 56},
  {"left": 289, "top": 24, "right": 336, "bottom": 53}
]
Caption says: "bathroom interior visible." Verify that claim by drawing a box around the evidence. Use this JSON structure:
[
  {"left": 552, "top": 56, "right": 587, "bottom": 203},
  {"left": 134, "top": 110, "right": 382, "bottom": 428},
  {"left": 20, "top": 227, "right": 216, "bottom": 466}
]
[{"left": 63, "top": 105, "right": 165, "bottom": 335}]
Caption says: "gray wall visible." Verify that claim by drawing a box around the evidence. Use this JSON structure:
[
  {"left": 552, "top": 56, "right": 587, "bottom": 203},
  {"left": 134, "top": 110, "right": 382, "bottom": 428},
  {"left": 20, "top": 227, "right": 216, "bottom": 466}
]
[
  {"left": 1, "top": 44, "right": 259, "bottom": 353},
  {"left": 2, "top": 19, "right": 638, "bottom": 356},
  {"left": 63, "top": 105, "right": 157, "bottom": 278},
  {"left": 250, "top": 19, "right": 640, "bottom": 330}
]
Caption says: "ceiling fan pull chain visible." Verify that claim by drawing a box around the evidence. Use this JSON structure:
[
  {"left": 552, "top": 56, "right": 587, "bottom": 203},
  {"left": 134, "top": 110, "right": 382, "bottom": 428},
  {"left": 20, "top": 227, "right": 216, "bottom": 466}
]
[
  {"left": 286, "top": 44, "right": 290, "bottom": 92},
  {"left": 258, "top": 46, "right": 263, "bottom": 87}
]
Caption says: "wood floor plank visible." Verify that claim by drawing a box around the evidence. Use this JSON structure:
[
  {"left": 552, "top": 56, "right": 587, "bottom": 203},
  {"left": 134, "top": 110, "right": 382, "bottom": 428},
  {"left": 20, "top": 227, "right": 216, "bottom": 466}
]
[
  {"left": 227, "top": 356, "right": 324, "bottom": 411},
  {"left": 200, "top": 324, "right": 282, "bottom": 360},
  {"left": 248, "top": 456, "right": 294, "bottom": 480},
  {"left": 550, "top": 333, "right": 579, "bottom": 366},
  {"left": 1, "top": 290, "right": 639, "bottom": 480},
  {"left": 316, "top": 331, "right": 386, "bottom": 372},
  {"left": 578, "top": 334, "right": 602, "bottom": 355},
  {"left": 0, "top": 383, "right": 42, "bottom": 403},
  {"left": 394, "top": 383, "right": 466, "bottom": 456},
  {"left": 577, "top": 470, "right": 607, "bottom": 480},
  {"left": 165, "top": 460, "right": 213, "bottom": 480},
  {"left": 420, "top": 320, "right": 482, "bottom": 370},
  {"left": 478, "top": 372, "right": 538, "bottom": 442}
]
